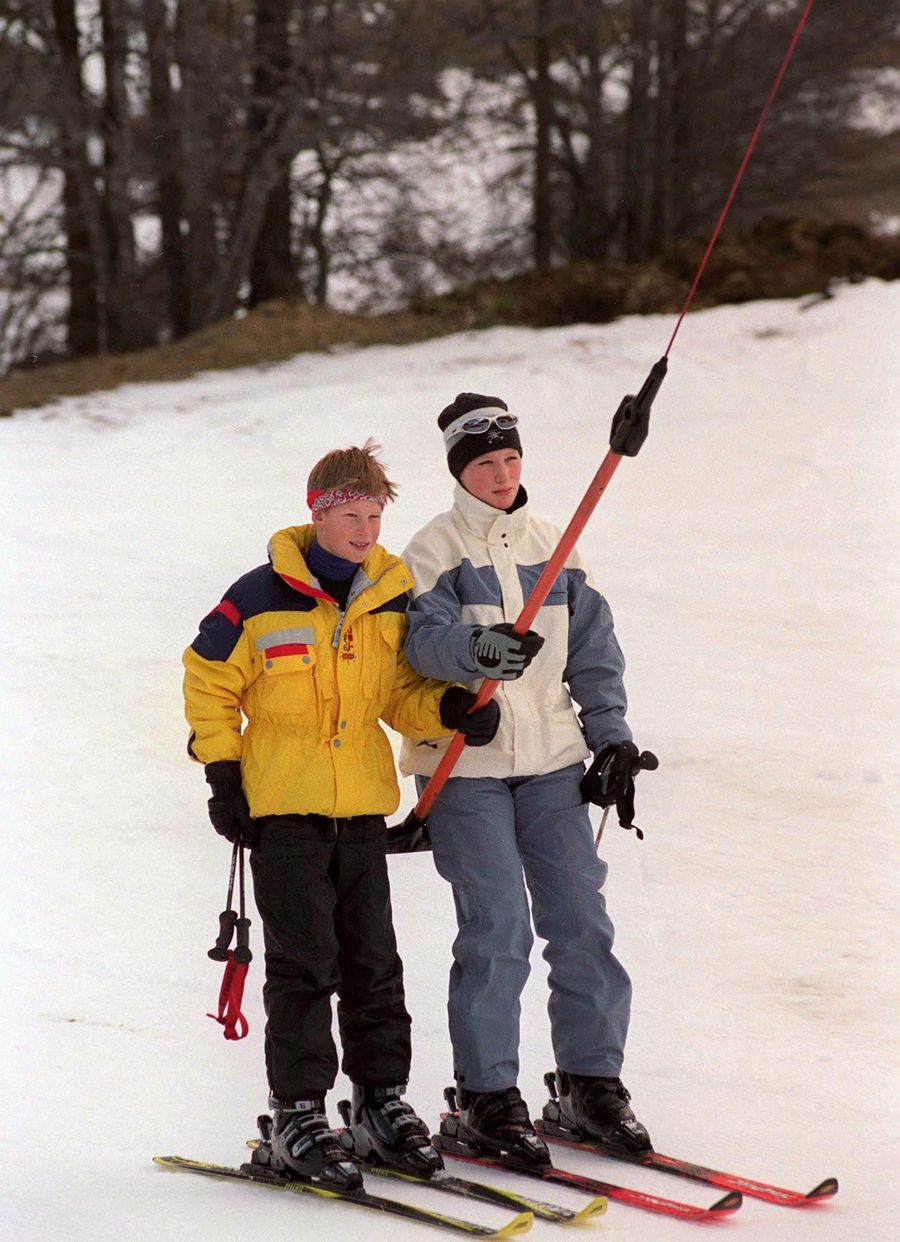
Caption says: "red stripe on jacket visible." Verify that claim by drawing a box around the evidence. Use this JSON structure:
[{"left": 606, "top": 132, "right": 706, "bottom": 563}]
[
  {"left": 210, "top": 599, "right": 241, "bottom": 625},
  {"left": 278, "top": 572, "right": 337, "bottom": 604}
]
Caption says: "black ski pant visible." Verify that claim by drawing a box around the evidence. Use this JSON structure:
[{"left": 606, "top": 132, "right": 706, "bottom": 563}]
[{"left": 250, "top": 813, "right": 411, "bottom": 1100}]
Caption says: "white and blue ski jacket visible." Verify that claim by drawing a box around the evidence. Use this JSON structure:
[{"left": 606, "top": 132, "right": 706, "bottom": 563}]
[{"left": 400, "top": 483, "right": 632, "bottom": 780}]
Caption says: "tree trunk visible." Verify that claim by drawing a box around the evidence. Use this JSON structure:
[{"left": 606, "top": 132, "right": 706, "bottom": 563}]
[
  {"left": 143, "top": 0, "right": 191, "bottom": 338},
  {"left": 650, "top": 0, "right": 688, "bottom": 251},
  {"left": 566, "top": 2, "right": 611, "bottom": 260},
  {"left": 99, "top": 0, "right": 140, "bottom": 348},
  {"left": 532, "top": 0, "right": 553, "bottom": 272},
  {"left": 201, "top": 116, "right": 304, "bottom": 325},
  {"left": 624, "top": 0, "right": 653, "bottom": 260},
  {"left": 175, "top": 0, "right": 221, "bottom": 329},
  {"left": 50, "top": 0, "right": 100, "bottom": 355},
  {"left": 308, "top": 155, "right": 334, "bottom": 305},
  {"left": 60, "top": 168, "right": 99, "bottom": 356},
  {"left": 249, "top": 0, "right": 301, "bottom": 306}
]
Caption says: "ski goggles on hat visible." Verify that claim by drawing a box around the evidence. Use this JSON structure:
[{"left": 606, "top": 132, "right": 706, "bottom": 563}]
[{"left": 442, "top": 409, "right": 518, "bottom": 451}]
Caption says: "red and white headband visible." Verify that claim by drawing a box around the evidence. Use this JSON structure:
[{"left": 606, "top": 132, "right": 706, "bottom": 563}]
[{"left": 307, "top": 488, "right": 388, "bottom": 516}]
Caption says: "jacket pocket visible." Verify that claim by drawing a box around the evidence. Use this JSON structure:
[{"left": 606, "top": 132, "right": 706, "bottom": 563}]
[
  {"left": 256, "top": 626, "right": 316, "bottom": 666},
  {"left": 377, "top": 623, "right": 405, "bottom": 701},
  {"left": 363, "top": 620, "right": 404, "bottom": 703},
  {"left": 258, "top": 644, "right": 318, "bottom": 715}
]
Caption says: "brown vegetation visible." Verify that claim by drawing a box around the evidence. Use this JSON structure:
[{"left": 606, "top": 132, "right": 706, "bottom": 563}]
[{"left": 1, "top": 217, "right": 896, "bottom": 417}]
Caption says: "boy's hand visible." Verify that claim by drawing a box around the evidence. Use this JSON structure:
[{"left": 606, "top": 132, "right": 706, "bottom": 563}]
[
  {"left": 439, "top": 687, "right": 501, "bottom": 746},
  {"left": 204, "top": 760, "right": 258, "bottom": 847}
]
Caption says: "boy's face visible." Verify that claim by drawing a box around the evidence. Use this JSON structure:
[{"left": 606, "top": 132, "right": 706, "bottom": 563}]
[
  {"left": 313, "top": 498, "right": 383, "bottom": 563},
  {"left": 459, "top": 449, "right": 522, "bottom": 509}
]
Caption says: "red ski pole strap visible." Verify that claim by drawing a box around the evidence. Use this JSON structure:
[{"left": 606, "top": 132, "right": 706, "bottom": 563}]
[{"left": 207, "top": 950, "right": 249, "bottom": 1040}]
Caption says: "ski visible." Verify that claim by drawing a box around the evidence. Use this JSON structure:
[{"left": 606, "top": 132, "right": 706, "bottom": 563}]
[
  {"left": 538, "top": 1076, "right": 838, "bottom": 1207},
  {"left": 536, "top": 1123, "right": 838, "bottom": 1207},
  {"left": 153, "top": 1155, "right": 533, "bottom": 1238},
  {"left": 247, "top": 1135, "right": 606, "bottom": 1224},
  {"left": 433, "top": 1132, "right": 743, "bottom": 1222},
  {"left": 366, "top": 1164, "right": 606, "bottom": 1225}
]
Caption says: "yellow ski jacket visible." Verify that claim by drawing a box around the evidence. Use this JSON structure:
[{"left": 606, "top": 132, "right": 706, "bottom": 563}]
[{"left": 183, "top": 525, "right": 452, "bottom": 818}]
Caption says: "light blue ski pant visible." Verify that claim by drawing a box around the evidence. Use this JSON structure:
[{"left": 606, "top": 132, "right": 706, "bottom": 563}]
[{"left": 418, "top": 763, "right": 632, "bottom": 1092}]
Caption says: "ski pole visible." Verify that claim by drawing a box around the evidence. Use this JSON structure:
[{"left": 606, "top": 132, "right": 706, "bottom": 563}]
[
  {"left": 207, "top": 838, "right": 240, "bottom": 961},
  {"left": 206, "top": 839, "right": 252, "bottom": 1039},
  {"left": 233, "top": 842, "right": 252, "bottom": 967}
]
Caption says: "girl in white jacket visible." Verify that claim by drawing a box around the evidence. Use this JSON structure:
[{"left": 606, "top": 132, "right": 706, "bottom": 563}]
[{"left": 401, "top": 392, "right": 654, "bottom": 1163}]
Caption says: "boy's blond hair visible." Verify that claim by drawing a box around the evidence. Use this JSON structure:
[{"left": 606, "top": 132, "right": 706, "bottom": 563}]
[{"left": 307, "top": 437, "right": 398, "bottom": 503}]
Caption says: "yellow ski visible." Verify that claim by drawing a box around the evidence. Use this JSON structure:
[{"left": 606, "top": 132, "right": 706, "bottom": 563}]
[{"left": 154, "top": 1155, "right": 532, "bottom": 1237}]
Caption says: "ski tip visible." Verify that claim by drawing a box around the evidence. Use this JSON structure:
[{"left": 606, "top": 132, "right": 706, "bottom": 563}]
[
  {"left": 710, "top": 1190, "right": 744, "bottom": 1213},
  {"left": 154, "top": 1155, "right": 186, "bottom": 1170},
  {"left": 569, "top": 1194, "right": 608, "bottom": 1223},
  {"left": 807, "top": 1177, "right": 839, "bottom": 1200},
  {"left": 491, "top": 1210, "right": 534, "bottom": 1237}
]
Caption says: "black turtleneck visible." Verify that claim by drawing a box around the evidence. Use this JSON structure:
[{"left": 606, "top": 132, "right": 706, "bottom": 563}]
[{"left": 505, "top": 485, "right": 528, "bottom": 514}]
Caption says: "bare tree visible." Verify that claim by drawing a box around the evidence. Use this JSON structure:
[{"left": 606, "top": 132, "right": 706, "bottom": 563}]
[{"left": 0, "top": 0, "right": 896, "bottom": 374}]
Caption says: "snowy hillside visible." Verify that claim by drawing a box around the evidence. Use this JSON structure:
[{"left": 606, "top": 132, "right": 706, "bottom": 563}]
[{"left": 2, "top": 280, "right": 898, "bottom": 1240}]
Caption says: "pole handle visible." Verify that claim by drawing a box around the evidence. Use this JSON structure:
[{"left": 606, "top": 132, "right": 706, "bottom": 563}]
[
  {"left": 609, "top": 357, "right": 668, "bottom": 456},
  {"left": 207, "top": 909, "right": 237, "bottom": 961},
  {"left": 233, "top": 916, "right": 253, "bottom": 965}
]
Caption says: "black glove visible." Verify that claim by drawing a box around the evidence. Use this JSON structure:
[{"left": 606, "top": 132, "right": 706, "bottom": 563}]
[
  {"left": 580, "top": 741, "right": 658, "bottom": 832},
  {"left": 204, "top": 760, "right": 258, "bottom": 847},
  {"left": 439, "top": 686, "right": 501, "bottom": 747},
  {"left": 385, "top": 812, "right": 432, "bottom": 854},
  {"left": 471, "top": 623, "right": 545, "bottom": 679}
]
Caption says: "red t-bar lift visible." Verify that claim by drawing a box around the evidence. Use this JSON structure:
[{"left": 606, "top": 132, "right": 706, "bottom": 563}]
[{"left": 388, "top": 0, "right": 817, "bottom": 851}]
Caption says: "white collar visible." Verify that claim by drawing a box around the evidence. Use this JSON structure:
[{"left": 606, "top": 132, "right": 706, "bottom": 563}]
[{"left": 452, "top": 482, "right": 530, "bottom": 541}]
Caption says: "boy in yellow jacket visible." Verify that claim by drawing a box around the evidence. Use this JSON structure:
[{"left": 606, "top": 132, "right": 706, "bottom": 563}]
[{"left": 183, "top": 440, "right": 499, "bottom": 1188}]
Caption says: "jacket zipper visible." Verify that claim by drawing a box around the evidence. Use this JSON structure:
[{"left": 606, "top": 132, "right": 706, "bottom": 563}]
[
  {"left": 329, "top": 562, "right": 401, "bottom": 650},
  {"left": 332, "top": 608, "right": 346, "bottom": 649}
]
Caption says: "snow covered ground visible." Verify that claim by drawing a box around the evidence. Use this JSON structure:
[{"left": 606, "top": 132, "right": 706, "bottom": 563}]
[{"left": 2, "top": 279, "right": 898, "bottom": 1240}]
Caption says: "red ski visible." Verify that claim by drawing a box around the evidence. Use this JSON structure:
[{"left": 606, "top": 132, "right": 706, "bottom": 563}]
[
  {"left": 537, "top": 1073, "right": 837, "bottom": 1210},
  {"left": 536, "top": 1125, "right": 837, "bottom": 1208},
  {"left": 434, "top": 1129, "right": 742, "bottom": 1222}
]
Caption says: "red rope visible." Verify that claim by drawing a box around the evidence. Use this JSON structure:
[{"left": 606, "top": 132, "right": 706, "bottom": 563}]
[
  {"left": 208, "top": 951, "right": 249, "bottom": 1040},
  {"left": 664, "top": 0, "right": 817, "bottom": 358}
]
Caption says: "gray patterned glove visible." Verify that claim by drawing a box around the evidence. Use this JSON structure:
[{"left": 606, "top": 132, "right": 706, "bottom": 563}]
[{"left": 470, "top": 623, "right": 545, "bottom": 679}]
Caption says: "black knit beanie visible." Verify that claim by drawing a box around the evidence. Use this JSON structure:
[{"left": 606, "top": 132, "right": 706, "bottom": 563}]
[{"left": 437, "top": 392, "right": 522, "bottom": 480}]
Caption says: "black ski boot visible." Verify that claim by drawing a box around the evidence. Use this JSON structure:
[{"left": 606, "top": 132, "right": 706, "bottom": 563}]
[
  {"left": 542, "top": 1069, "right": 652, "bottom": 1152},
  {"left": 438, "top": 1085, "right": 550, "bottom": 1167},
  {"left": 251, "top": 1097, "right": 363, "bottom": 1189},
  {"left": 337, "top": 1084, "right": 443, "bottom": 1175}
]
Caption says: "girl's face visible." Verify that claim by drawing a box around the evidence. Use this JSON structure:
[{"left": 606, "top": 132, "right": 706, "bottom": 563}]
[{"left": 460, "top": 450, "right": 523, "bottom": 509}]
